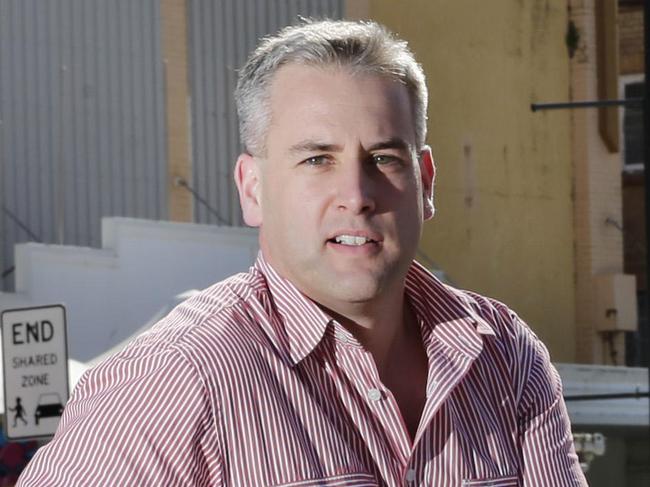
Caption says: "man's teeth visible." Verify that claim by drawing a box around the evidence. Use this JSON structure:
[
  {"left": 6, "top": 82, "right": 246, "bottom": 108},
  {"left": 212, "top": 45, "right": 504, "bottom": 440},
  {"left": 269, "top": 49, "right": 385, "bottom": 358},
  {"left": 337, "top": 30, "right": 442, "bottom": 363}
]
[{"left": 334, "top": 235, "right": 371, "bottom": 246}]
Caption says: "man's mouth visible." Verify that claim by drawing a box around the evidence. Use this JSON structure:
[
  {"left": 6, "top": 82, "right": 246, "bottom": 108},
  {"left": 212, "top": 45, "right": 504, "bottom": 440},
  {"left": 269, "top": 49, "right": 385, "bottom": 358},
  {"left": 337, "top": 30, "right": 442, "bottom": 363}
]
[{"left": 329, "top": 234, "right": 379, "bottom": 246}]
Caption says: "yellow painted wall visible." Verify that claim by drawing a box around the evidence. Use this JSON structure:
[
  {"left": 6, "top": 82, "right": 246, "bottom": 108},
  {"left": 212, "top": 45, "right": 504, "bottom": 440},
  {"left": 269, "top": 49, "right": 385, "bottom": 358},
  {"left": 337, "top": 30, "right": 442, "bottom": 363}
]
[{"left": 351, "top": 1, "right": 576, "bottom": 361}]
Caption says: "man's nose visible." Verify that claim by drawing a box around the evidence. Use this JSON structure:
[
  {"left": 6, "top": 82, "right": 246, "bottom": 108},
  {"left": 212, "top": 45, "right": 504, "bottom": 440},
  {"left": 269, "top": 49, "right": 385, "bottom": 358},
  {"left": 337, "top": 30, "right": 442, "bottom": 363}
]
[{"left": 334, "top": 161, "right": 376, "bottom": 214}]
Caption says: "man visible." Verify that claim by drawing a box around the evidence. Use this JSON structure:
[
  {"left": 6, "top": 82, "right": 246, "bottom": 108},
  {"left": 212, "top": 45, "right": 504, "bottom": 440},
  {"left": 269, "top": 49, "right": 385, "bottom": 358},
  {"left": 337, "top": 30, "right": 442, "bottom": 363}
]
[{"left": 19, "top": 20, "right": 586, "bottom": 486}]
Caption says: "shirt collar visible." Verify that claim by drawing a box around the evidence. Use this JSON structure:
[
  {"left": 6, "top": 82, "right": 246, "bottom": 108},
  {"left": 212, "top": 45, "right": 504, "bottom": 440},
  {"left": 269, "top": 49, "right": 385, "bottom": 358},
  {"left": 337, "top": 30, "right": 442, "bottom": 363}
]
[
  {"left": 255, "top": 253, "right": 496, "bottom": 366},
  {"left": 255, "top": 253, "right": 332, "bottom": 365},
  {"left": 405, "top": 260, "right": 496, "bottom": 359}
]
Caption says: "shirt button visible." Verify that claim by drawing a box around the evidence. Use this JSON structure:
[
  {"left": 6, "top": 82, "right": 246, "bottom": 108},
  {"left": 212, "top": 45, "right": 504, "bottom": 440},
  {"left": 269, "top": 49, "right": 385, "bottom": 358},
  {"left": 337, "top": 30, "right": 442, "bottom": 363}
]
[
  {"left": 426, "top": 380, "right": 437, "bottom": 397},
  {"left": 367, "top": 388, "right": 382, "bottom": 402},
  {"left": 335, "top": 330, "right": 352, "bottom": 344},
  {"left": 405, "top": 468, "right": 416, "bottom": 482},
  {"left": 335, "top": 330, "right": 345, "bottom": 340}
]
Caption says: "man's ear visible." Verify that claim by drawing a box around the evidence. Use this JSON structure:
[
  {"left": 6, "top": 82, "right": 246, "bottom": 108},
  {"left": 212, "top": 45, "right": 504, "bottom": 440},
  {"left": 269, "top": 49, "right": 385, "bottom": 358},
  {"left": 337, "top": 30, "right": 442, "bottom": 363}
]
[
  {"left": 419, "top": 146, "right": 436, "bottom": 221},
  {"left": 234, "top": 153, "right": 263, "bottom": 227}
]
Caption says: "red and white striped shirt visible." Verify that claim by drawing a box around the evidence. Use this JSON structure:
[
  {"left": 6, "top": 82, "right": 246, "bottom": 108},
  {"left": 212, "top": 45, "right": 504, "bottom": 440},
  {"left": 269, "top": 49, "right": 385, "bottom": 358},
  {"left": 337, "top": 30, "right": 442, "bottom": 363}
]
[{"left": 18, "top": 254, "right": 586, "bottom": 486}]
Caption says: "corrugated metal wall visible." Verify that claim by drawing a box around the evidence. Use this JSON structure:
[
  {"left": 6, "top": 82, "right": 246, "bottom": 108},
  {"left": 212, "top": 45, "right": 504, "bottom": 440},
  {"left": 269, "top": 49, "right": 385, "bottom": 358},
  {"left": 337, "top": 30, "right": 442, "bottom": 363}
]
[
  {"left": 0, "top": 0, "right": 166, "bottom": 290},
  {"left": 188, "top": 0, "right": 344, "bottom": 226}
]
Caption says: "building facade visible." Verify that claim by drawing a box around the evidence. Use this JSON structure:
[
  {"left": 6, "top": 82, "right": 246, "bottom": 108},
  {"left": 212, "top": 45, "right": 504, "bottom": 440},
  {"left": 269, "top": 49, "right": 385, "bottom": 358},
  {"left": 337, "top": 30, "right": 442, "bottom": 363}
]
[{"left": 0, "top": 0, "right": 647, "bottom": 484}]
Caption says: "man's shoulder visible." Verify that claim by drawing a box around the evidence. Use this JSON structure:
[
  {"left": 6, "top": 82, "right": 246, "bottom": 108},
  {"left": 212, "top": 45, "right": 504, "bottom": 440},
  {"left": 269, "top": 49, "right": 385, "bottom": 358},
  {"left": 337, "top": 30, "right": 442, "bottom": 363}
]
[
  {"left": 449, "top": 285, "right": 557, "bottom": 378},
  {"left": 409, "top": 263, "right": 533, "bottom": 343},
  {"left": 443, "top": 284, "right": 528, "bottom": 336},
  {"left": 438, "top": 284, "right": 550, "bottom": 366},
  {"left": 437, "top": 285, "right": 562, "bottom": 401},
  {"left": 117, "top": 268, "right": 270, "bottom": 362}
]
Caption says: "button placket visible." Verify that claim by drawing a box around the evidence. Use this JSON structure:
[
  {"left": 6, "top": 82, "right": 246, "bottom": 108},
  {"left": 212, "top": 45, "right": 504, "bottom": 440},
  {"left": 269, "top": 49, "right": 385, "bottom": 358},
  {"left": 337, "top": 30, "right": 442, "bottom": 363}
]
[{"left": 330, "top": 332, "right": 410, "bottom": 482}]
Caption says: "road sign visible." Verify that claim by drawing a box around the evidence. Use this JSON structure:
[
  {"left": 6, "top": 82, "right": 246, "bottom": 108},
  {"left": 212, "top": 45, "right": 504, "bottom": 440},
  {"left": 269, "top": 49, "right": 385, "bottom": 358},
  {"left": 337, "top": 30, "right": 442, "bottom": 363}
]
[{"left": 1, "top": 305, "right": 69, "bottom": 440}]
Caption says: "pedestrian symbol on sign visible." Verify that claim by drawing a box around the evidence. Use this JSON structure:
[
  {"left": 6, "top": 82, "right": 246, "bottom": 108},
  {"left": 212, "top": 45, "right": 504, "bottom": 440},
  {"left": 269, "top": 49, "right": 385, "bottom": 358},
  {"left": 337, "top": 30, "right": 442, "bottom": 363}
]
[{"left": 8, "top": 397, "right": 28, "bottom": 428}]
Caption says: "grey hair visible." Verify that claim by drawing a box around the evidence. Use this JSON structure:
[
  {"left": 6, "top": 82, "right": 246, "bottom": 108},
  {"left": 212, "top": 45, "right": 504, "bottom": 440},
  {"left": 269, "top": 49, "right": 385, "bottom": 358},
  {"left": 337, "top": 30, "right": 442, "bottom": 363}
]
[{"left": 235, "top": 19, "right": 428, "bottom": 156}]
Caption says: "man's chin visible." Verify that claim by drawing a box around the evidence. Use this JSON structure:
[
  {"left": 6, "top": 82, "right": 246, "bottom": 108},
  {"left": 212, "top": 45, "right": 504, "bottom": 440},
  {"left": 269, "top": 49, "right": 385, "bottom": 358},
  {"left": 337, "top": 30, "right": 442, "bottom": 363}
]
[{"left": 324, "top": 274, "right": 386, "bottom": 303}]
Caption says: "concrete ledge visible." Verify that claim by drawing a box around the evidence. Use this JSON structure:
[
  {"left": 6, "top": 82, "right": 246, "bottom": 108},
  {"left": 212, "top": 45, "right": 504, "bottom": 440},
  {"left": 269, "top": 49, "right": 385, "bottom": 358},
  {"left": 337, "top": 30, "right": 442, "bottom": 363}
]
[{"left": 557, "top": 363, "right": 649, "bottom": 427}]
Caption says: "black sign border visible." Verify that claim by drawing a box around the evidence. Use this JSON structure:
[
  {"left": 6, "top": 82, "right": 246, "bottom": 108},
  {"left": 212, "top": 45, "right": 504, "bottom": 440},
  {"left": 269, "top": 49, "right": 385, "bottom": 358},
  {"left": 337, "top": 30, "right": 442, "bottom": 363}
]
[{"left": 1, "top": 304, "right": 70, "bottom": 442}]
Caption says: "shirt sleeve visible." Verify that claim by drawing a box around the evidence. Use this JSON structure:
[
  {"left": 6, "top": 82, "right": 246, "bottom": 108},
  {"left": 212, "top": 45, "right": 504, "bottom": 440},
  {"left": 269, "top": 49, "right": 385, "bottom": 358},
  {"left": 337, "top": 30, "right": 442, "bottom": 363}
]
[
  {"left": 16, "top": 345, "right": 222, "bottom": 486},
  {"left": 514, "top": 315, "right": 587, "bottom": 486}
]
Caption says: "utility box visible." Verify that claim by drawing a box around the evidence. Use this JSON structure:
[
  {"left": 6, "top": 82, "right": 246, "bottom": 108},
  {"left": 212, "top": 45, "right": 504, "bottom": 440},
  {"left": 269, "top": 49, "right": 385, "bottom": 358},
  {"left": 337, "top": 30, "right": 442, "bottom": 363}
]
[{"left": 593, "top": 273, "right": 638, "bottom": 331}]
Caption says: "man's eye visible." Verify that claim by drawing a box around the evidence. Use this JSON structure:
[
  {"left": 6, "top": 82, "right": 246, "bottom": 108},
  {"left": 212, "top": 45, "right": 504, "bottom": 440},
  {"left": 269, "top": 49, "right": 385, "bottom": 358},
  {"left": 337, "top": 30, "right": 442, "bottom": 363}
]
[
  {"left": 303, "top": 156, "right": 330, "bottom": 166},
  {"left": 373, "top": 154, "right": 400, "bottom": 165}
]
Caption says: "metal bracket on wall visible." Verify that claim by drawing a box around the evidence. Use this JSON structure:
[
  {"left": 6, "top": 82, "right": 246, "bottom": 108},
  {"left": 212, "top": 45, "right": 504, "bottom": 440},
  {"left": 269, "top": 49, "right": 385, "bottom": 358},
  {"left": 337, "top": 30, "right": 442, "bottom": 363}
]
[{"left": 530, "top": 97, "right": 643, "bottom": 111}]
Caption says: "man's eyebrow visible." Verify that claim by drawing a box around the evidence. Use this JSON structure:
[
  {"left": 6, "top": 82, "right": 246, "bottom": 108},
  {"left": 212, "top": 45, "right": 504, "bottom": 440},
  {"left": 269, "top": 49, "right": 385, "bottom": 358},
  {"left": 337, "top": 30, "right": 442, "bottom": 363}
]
[
  {"left": 287, "top": 137, "right": 414, "bottom": 155},
  {"left": 288, "top": 140, "right": 343, "bottom": 155},
  {"left": 367, "top": 137, "right": 413, "bottom": 153}
]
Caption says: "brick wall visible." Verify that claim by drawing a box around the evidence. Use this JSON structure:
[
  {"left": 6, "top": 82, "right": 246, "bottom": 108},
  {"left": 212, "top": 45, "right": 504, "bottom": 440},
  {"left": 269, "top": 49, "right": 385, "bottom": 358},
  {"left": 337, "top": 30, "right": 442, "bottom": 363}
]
[
  {"left": 619, "top": 5, "right": 645, "bottom": 75},
  {"left": 570, "top": 0, "right": 627, "bottom": 364}
]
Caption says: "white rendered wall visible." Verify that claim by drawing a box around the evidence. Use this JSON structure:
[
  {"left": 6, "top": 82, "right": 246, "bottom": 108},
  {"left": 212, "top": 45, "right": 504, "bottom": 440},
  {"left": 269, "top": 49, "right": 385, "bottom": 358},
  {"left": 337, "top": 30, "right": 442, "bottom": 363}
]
[{"left": 0, "top": 218, "right": 258, "bottom": 362}]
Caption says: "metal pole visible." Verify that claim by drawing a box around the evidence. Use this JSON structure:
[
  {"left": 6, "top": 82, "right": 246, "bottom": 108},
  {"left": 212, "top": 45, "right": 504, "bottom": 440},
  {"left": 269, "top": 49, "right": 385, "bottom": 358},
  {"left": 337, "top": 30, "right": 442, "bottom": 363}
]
[
  {"left": 56, "top": 64, "right": 67, "bottom": 245},
  {"left": 564, "top": 391, "right": 650, "bottom": 402},
  {"left": 0, "top": 114, "right": 4, "bottom": 291},
  {"left": 531, "top": 98, "right": 643, "bottom": 111},
  {"left": 639, "top": 0, "right": 650, "bottom": 438}
]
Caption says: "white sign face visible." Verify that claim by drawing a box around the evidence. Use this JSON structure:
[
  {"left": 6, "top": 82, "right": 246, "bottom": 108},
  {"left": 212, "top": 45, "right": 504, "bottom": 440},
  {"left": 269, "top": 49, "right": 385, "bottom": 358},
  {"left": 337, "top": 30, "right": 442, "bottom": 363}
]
[{"left": 2, "top": 305, "right": 69, "bottom": 440}]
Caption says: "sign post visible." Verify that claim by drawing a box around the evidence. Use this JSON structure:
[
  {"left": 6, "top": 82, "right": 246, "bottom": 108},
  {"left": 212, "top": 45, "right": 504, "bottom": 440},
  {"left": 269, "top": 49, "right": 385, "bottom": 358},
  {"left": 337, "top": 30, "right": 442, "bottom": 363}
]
[{"left": 1, "top": 305, "right": 69, "bottom": 440}]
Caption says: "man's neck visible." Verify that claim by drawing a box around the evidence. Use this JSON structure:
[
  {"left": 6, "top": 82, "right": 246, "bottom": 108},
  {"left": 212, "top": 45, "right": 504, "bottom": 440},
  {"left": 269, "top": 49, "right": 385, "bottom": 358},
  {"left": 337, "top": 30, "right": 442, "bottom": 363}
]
[{"left": 321, "top": 290, "right": 413, "bottom": 372}]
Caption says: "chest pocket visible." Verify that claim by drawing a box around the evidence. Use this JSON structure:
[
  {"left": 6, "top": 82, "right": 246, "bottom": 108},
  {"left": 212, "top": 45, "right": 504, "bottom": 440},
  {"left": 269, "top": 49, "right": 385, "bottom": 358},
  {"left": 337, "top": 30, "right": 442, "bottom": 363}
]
[
  {"left": 461, "top": 475, "right": 520, "bottom": 486},
  {"left": 272, "top": 472, "right": 379, "bottom": 486}
]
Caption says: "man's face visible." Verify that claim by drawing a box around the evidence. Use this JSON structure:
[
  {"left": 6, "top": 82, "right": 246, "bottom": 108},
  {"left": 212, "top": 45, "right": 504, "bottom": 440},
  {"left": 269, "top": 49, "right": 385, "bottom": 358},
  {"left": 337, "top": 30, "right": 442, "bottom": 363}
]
[{"left": 236, "top": 65, "right": 434, "bottom": 312}]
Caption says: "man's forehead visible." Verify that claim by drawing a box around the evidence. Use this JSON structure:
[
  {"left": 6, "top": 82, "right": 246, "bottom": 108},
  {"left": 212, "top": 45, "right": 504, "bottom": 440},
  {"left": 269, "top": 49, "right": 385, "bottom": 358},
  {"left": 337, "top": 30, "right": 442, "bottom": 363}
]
[
  {"left": 266, "top": 64, "right": 417, "bottom": 148},
  {"left": 269, "top": 62, "right": 405, "bottom": 93}
]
